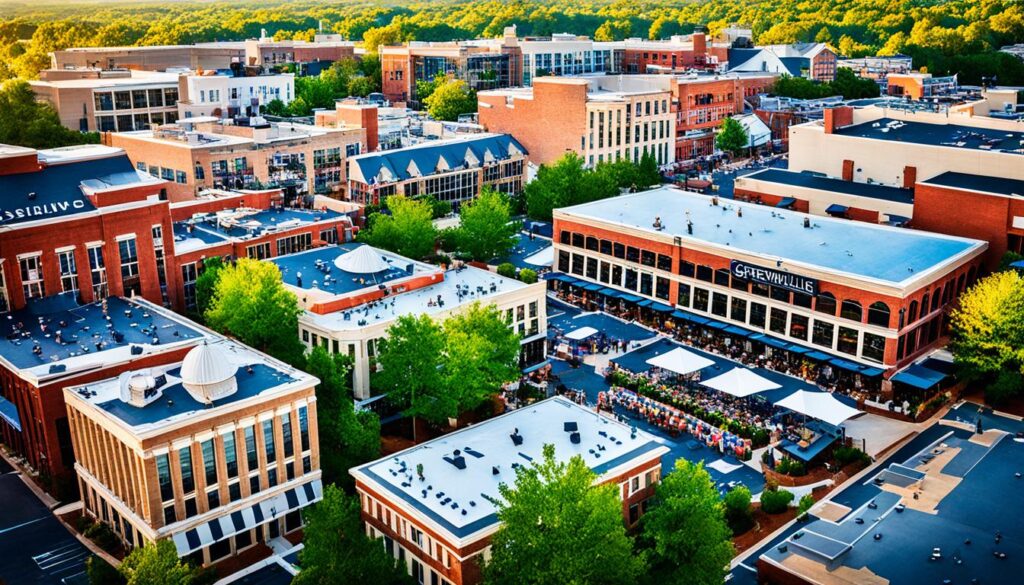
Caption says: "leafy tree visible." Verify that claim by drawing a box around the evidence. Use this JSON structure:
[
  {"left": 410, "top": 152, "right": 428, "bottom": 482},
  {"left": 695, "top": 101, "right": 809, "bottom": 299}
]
[
  {"left": 304, "top": 347, "right": 380, "bottom": 489},
  {"left": 295, "top": 484, "right": 413, "bottom": 585},
  {"left": 716, "top": 117, "right": 749, "bottom": 157},
  {"left": 496, "top": 262, "right": 517, "bottom": 279},
  {"left": 423, "top": 77, "right": 477, "bottom": 121},
  {"left": 456, "top": 187, "right": 518, "bottom": 262},
  {"left": 348, "top": 76, "right": 374, "bottom": 97},
  {"left": 519, "top": 268, "right": 538, "bottom": 284},
  {"left": 415, "top": 74, "right": 446, "bottom": 104},
  {"left": 119, "top": 540, "right": 198, "bottom": 585},
  {"left": 798, "top": 494, "right": 816, "bottom": 516},
  {"left": 263, "top": 98, "right": 287, "bottom": 117},
  {"left": 639, "top": 460, "right": 733, "bottom": 585},
  {"left": 760, "top": 485, "right": 795, "bottom": 514},
  {"left": 950, "top": 270, "right": 1024, "bottom": 403},
  {"left": 193, "top": 256, "right": 224, "bottom": 320},
  {"left": 484, "top": 444, "right": 645, "bottom": 585},
  {"left": 524, "top": 152, "right": 620, "bottom": 221},
  {"left": 358, "top": 195, "right": 437, "bottom": 260},
  {"left": 203, "top": 258, "right": 306, "bottom": 366},
  {"left": 0, "top": 80, "right": 100, "bottom": 148},
  {"left": 723, "top": 485, "right": 753, "bottom": 535},
  {"left": 375, "top": 314, "right": 447, "bottom": 424},
  {"left": 636, "top": 152, "right": 662, "bottom": 188},
  {"left": 86, "top": 555, "right": 125, "bottom": 585},
  {"left": 441, "top": 302, "right": 521, "bottom": 418},
  {"left": 423, "top": 195, "right": 452, "bottom": 219}
]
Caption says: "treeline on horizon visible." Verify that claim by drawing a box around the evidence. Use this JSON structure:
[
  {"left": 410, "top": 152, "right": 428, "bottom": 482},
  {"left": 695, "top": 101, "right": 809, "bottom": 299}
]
[{"left": 0, "top": 0, "right": 1023, "bottom": 83}]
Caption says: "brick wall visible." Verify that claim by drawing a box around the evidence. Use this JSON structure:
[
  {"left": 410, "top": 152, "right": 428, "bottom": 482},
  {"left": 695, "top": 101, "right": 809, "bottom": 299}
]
[{"left": 478, "top": 79, "right": 588, "bottom": 166}]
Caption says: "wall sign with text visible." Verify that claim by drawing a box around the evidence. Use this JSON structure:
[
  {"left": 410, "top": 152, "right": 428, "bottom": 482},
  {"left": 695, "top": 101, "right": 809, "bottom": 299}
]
[{"left": 730, "top": 260, "right": 818, "bottom": 296}]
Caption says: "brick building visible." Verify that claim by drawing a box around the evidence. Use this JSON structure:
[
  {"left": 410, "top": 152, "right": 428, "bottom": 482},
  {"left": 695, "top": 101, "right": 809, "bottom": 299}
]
[
  {"left": 552, "top": 187, "right": 986, "bottom": 391},
  {"left": 350, "top": 396, "right": 668, "bottom": 585},
  {"left": 733, "top": 104, "right": 1024, "bottom": 268},
  {"left": 619, "top": 31, "right": 730, "bottom": 74},
  {"left": 64, "top": 319, "right": 322, "bottom": 566},
  {"left": 381, "top": 41, "right": 518, "bottom": 106},
  {"left": 106, "top": 109, "right": 371, "bottom": 202},
  {"left": 478, "top": 76, "right": 676, "bottom": 168},
  {"left": 672, "top": 74, "right": 776, "bottom": 161},
  {"left": 345, "top": 134, "right": 527, "bottom": 208}
]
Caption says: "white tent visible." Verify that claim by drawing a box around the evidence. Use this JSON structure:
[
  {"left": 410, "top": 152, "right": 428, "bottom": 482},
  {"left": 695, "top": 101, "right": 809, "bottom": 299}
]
[
  {"left": 524, "top": 246, "right": 554, "bottom": 267},
  {"left": 565, "top": 326, "right": 598, "bottom": 341},
  {"left": 700, "top": 367, "right": 781, "bottom": 398},
  {"left": 645, "top": 347, "right": 715, "bottom": 376},
  {"left": 335, "top": 245, "right": 390, "bottom": 274},
  {"left": 774, "top": 390, "right": 862, "bottom": 427}
]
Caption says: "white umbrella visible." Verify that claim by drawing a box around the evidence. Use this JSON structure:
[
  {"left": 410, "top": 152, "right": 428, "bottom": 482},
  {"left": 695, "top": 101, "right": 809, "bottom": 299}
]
[
  {"left": 700, "top": 367, "right": 781, "bottom": 398},
  {"left": 334, "top": 245, "right": 390, "bottom": 274},
  {"left": 524, "top": 246, "right": 553, "bottom": 267},
  {"left": 645, "top": 347, "right": 715, "bottom": 376},
  {"left": 565, "top": 326, "right": 598, "bottom": 341},
  {"left": 774, "top": 390, "right": 862, "bottom": 427}
]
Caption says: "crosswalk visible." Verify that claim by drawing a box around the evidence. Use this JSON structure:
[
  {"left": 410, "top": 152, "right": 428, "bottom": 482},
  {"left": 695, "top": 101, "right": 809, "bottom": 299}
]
[{"left": 32, "top": 542, "right": 89, "bottom": 584}]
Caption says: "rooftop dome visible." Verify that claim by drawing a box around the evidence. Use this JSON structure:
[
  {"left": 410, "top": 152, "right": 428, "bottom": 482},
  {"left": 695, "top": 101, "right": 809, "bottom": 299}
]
[
  {"left": 180, "top": 341, "right": 237, "bottom": 404},
  {"left": 334, "top": 245, "right": 390, "bottom": 274}
]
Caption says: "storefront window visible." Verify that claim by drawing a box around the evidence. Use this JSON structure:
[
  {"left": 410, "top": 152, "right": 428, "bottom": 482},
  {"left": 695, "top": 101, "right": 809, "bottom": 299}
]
[
  {"left": 837, "top": 326, "right": 859, "bottom": 355},
  {"left": 769, "top": 308, "right": 787, "bottom": 335},
  {"left": 812, "top": 320, "right": 834, "bottom": 348},
  {"left": 789, "top": 314, "right": 809, "bottom": 341}
]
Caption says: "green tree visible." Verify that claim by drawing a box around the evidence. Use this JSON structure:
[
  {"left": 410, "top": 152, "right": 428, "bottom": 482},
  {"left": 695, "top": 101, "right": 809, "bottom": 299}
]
[
  {"left": 456, "top": 187, "right": 518, "bottom": 262},
  {"left": 715, "top": 117, "right": 749, "bottom": 157},
  {"left": 304, "top": 346, "right": 380, "bottom": 489},
  {"left": 0, "top": 79, "right": 100, "bottom": 148},
  {"left": 203, "top": 258, "right": 306, "bottom": 366},
  {"left": 441, "top": 302, "right": 521, "bottom": 419},
  {"left": 484, "top": 444, "right": 645, "bottom": 585},
  {"left": 375, "top": 314, "right": 447, "bottom": 425},
  {"left": 636, "top": 152, "right": 662, "bottom": 188},
  {"left": 950, "top": 270, "right": 1024, "bottom": 403},
  {"left": 86, "top": 555, "right": 125, "bottom": 585},
  {"left": 358, "top": 195, "right": 437, "bottom": 260},
  {"left": 723, "top": 485, "right": 753, "bottom": 535},
  {"left": 295, "top": 484, "right": 413, "bottom": 585},
  {"left": 524, "top": 152, "right": 619, "bottom": 221},
  {"left": 639, "top": 460, "right": 733, "bottom": 585},
  {"left": 348, "top": 76, "right": 374, "bottom": 97},
  {"left": 193, "top": 256, "right": 224, "bottom": 320},
  {"left": 415, "top": 74, "right": 446, "bottom": 104},
  {"left": 263, "top": 98, "right": 287, "bottom": 117},
  {"left": 496, "top": 262, "right": 517, "bottom": 279},
  {"left": 423, "top": 195, "right": 452, "bottom": 219},
  {"left": 119, "top": 540, "right": 198, "bottom": 585},
  {"left": 423, "top": 77, "right": 477, "bottom": 121},
  {"left": 519, "top": 268, "right": 538, "bottom": 284}
]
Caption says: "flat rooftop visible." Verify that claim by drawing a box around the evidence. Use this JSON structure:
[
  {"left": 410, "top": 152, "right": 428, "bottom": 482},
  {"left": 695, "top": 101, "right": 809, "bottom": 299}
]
[
  {"left": 171, "top": 207, "right": 347, "bottom": 253},
  {"left": 740, "top": 168, "right": 915, "bottom": 204},
  {"left": 270, "top": 244, "right": 433, "bottom": 297},
  {"left": 301, "top": 261, "right": 530, "bottom": 332},
  {"left": 0, "top": 295, "right": 203, "bottom": 378},
  {"left": 351, "top": 396, "right": 667, "bottom": 539},
  {"left": 557, "top": 187, "right": 985, "bottom": 286},
  {"left": 69, "top": 337, "right": 308, "bottom": 433},
  {"left": 834, "top": 117, "right": 1024, "bottom": 155},
  {"left": 919, "top": 171, "right": 1024, "bottom": 198}
]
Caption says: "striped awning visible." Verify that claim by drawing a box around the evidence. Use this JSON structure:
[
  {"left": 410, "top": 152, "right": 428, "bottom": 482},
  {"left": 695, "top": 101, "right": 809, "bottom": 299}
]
[{"left": 172, "top": 479, "right": 323, "bottom": 556}]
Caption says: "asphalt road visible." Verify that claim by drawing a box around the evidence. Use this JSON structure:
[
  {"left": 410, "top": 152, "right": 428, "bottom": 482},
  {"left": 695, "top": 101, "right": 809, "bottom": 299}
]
[{"left": 0, "top": 466, "right": 89, "bottom": 585}]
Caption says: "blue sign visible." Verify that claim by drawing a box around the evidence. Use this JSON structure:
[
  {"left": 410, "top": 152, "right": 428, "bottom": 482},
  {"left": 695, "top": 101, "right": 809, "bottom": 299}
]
[{"left": 731, "top": 260, "right": 818, "bottom": 296}]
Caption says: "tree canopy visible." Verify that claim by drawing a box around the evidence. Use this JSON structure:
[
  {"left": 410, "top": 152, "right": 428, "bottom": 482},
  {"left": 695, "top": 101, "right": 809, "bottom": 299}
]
[
  {"left": 454, "top": 187, "right": 519, "bottom": 262},
  {"left": 525, "top": 152, "right": 664, "bottom": 221},
  {"left": 715, "top": 117, "right": 749, "bottom": 157},
  {"left": 771, "top": 68, "right": 881, "bottom": 100},
  {"left": 483, "top": 444, "right": 645, "bottom": 585},
  {"left": 950, "top": 270, "right": 1024, "bottom": 403},
  {"left": 118, "top": 540, "right": 199, "bottom": 585},
  {"left": 295, "top": 484, "right": 413, "bottom": 585},
  {"left": 0, "top": 79, "right": 100, "bottom": 148},
  {"left": 358, "top": 195, "right": 437, "bottom": 260},
  {"left": 203, "top": 258, "right": 306, "bottom": 366},
  {"left": 422, "top": 76, "right": 477, "bottom": 121}
]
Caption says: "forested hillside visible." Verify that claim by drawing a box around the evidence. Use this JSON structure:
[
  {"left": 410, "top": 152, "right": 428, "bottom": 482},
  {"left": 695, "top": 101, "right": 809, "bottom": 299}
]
[{"left": 0, "top": 0, "right": 1022, "bottom": 83}]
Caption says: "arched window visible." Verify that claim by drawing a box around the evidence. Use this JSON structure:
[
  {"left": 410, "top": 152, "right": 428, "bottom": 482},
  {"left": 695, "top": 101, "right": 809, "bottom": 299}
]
[
  {"left": 815, "top": 292, "right": 837, "bottom": 315},
  {"left": 908, "top": 300, "right": 919, "bottom": 323},
  {"left": 840, "top": 299, "right": 862, "bottom": 322},
  {"left": 931, "top": 290, "right": 942, "bottom": 312},
  {"left": 956, "top": 274, "right": 966, "bottom": 295},
  {"left": 867, "top": 301, "right": 891, "bottom": 328},
  {"left": 921, "top": 293, "right": 930, "bottom": 317}
]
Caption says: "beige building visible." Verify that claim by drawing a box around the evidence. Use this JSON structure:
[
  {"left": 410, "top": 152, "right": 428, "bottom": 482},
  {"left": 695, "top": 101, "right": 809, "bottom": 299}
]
[
  {"left": 105, "top": 112, "right": 372, "bottom": 202},
  {"left": 268, "top": 244, "right": 548, "bottom": 399},
  {"left": 31, "top": 70, "right": 181, "bottom": 133},
  {"left": 64, "top": 304, "right": 322, "bottom": 566}
]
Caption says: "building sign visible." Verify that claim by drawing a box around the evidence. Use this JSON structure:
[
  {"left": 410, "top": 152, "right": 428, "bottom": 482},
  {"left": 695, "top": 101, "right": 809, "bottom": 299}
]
[
  {"left": 731, "top": 260, "right": 818, "bottom": 296},
  {"left": 0, "top": 200, "right": 88, "bottom": 224}
]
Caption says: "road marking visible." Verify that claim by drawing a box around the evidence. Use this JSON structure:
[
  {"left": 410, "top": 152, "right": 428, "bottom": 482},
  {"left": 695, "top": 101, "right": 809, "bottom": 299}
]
[{"left": 0, "top": 515, "right": 46, "bottom": 535}]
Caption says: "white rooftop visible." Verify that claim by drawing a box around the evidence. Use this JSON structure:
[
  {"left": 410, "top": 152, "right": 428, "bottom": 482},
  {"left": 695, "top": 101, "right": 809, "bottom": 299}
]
[{"left": 351, "top": 397, "right": 668, "bottom": 542}]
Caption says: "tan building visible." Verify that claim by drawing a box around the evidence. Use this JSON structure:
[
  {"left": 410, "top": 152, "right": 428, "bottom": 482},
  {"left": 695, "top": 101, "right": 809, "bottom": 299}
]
[
  {"left": 478, "top": 76, "right": 676, "bottom": 168},
  {"left": 31, "top": 70, "right": 181, "bottom": 133},
  {"left": 105, "top": 111, "right": 372, "bottom": 202},
  {"left": 64, "top": 321, "right": 322, "bottom": 567}
]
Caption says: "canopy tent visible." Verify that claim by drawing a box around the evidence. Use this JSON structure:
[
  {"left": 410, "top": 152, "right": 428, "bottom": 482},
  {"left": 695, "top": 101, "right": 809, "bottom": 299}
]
[
  {"left": 565, "top": 326, "right": 599, "bottom": 341},
  {"left": 523, "top": 246, "right": 553, "bottom": 267},
  {"left": 700, "top": 367, "right": 781, "bottom": 398},
  {"left": 334, "top": 245, "right": 390, "bottom": 274},
  {"left": 774, "top": 390, "right": 862, "bottom": 426},
  {"left": 645, "top": 347, "right": 715, "bottom": 376}
]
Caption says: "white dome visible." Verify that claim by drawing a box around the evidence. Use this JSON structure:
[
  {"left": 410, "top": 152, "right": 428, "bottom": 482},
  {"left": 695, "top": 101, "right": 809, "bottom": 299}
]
[
  {"left": 180, "top": 341, "right": 237, "bottom": 403},
  {"left": 334, "top": 245, "right": 390, "bottom": 274}
]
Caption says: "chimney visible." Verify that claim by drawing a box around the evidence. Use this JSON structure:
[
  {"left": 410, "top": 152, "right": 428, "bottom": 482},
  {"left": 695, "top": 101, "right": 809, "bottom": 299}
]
[
  {"left": 842, "top": 159, "right": 854, "bottom": 181},
  {"left": 903, "top": 165, "right": 917, "bottom": 189},
  {"left": 823, "top": 105, "right": 854, "bottom": 134},
  {"left": 692, "top": 31, "right": 707, "bottom": 57}
]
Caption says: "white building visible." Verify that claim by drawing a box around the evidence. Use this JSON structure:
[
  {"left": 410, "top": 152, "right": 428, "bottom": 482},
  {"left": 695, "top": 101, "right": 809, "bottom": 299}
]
[{"left": 179, "top": 72, "right": 295, "bottom": 119}]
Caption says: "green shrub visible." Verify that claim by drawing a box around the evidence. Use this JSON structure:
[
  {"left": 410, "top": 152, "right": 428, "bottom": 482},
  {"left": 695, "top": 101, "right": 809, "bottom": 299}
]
[
  {"left": 76, "top": 514, "right": 96, "bottom": 533},
  {"left": 776, "top": 458, "right": 806, "bottom": 477},
  {"left": 496, "top": 262, "right": 517, "bottom": 279},
  {"left": 723, "top": 485, "right": 753, "bottom": 535},
  {"left": 86, "top": 555, "right": 125, "bottom": 585},
  {"left": 760, "top": 488, "right": 795, "bottom": 514},
  {"left": 798, "top": 494, "right": 816, "bottom": 516},
  {"left": 84, "top": 522, "right": 119, "bottom": 552},
  {"left": 519, "top": 268, "right": 538, "bottom": 284},
  {"left": 833, "top": 446, "right": 871, "bottom": 468}
]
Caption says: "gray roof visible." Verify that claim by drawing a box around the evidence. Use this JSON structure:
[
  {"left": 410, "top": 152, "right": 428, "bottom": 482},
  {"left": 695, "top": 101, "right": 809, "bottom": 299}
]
[
  {"left": 919, "top": 172, "right": 1024, "bottom": 198},
  {"left": 351, "top": 134, "right": 526, "bottom": 185},
  {"left": 743, "top": 168, "right": 915, "bottom": 204}
]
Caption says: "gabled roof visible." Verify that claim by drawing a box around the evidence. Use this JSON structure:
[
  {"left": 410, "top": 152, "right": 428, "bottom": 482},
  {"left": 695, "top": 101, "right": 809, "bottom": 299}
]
[
  {"left": 350, "top": 134, "right": 527, "bottom": 186},
  {"left": 779, "top": 56, "right": 808, "bottom": 76},
  {"left": 727, "top": 48, "right": 762, "bottom": 69}
]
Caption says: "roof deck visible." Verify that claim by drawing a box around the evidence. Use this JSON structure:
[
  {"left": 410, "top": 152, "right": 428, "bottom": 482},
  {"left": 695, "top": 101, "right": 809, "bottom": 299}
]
[
  {"left": 352, "top": 396, "right": 667, "bottom": 539},
  {"left": 557, "top": 187, "right": 985, "bottom": 286},
  {"left": 919, "top": 171, "right": 1024, "bottom": 198},
  {"left": 834, "top": 117, "right": 1024, "bottom": 154},
  {"left": 172, "top": 207, "right": 347, "bottom": 253},
  {"left": 270, "top": 244, "right": 433, "bottom": 297},
  {"left": 0, "top": 295, "right": 202, "bottom": 377},
  {"left": 740, "top": 168, "right": 915, "bottom": 204}
]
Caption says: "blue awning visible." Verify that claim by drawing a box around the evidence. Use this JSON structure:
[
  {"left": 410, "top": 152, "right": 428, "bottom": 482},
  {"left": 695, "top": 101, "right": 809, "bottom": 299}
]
[
  {"left": 0, "top": 396, "right": 21, "bottom": 432},
  {"left": 635, "top": 299, "right": 653, "bottom": 307},
  {"left": 522, "top": 359, "right": 551, "bottom": 374},
  {"left": 620, "top": 293, "right": 643, "bottom": 303},
  {"left": 786, "top": 344, "right": 812, "bottom": 355},
  {"left": 892, "top": 363, "right": 951, "bottom": 390},
  {"left": 1011, "top": 260, "right": 1024, "bottom": 269},
  {"left": 754, "top": 334, "right": 790, "bottom": 350},
  {"left": 649, "top": 301, "right": 675, "bottom": 313},
  {"left": 829, "top": 357, "right": 864, "bottom": 373},
  {"left": 776, "top": 197, "right": 796, "bottom": 208},
  {"left": 886, "top": 214, "right": 911, "bottom": 226},
  {"left": 705, "top": 320, "right": 729, "bottom": 330},
  {"left": 825, "top": 203, "right": 849, "bottom": 215},
  {"left": 598, "top": 287, "right": 622, "bottom": 298},
  {"left": 581, "top": 282, "right": 604, "bottom": 292},
  {"left": 544, "top": 273, "right": 577, "bottom": 283},
  {"left": 724, "top": 325, "right": 754, "bottom": 337},
  {"left": 859, "top": 366, "right": 886, "bottom": 378},
  {"left": 805, "top": 351, "right": 833, "bottom": 361},
  {"left": 672, "top": 310, "right": 709, "bottom": 324}
]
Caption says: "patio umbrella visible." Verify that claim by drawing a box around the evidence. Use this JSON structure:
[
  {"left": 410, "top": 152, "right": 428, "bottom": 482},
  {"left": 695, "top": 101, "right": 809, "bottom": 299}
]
[
  {"left": 645, "top": 347, "right": 715, "bottom": 376},
  {"left": 700, "top": 367, "right": 781, "bottom": 398}
]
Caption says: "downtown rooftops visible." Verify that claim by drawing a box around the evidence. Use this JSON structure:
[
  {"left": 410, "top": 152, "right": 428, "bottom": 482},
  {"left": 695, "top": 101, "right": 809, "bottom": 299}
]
[
  {"left": 347, "top": 133, "right": 526, "bottom": 186},
  {"left": 351, "top": 396, "right": 668, "bottom": 542},
  {"left": 833, "top": 117, "right": 1024, "bottom": 155},
  {"left": 555, "top": 187, "right": 986, "bottom": 288},
  {"left": 0, "top": 295, "right": 202, "bottom": 382},
  {"left": 171, "top": 206, "right": 348, "bottom": 254},
  {"left": 739, "top": 168, "right": 915, "bottom": 205}
]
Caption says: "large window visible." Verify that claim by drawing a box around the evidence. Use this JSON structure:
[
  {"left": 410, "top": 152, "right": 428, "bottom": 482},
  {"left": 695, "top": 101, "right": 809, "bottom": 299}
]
[
  {"left": 118, "top": 236, "right": 140, "bottom": 296},
  {"left": 862, "top": 332, "right": 885, "bottom": 363},
  {"left": 156, "top": 453, "right": 174, "bottom": 502},
  {"left": 867, "top": 302, "right": 891, "bottom": 328},
  {"left": 840, "top": 300, "right": 863, "bottom": 322},
  {"left": 837, "top": 326, "right": 859, "bottom": 355},
  {"left": 789, "top": 314, "right": 809, "bottom": 341},
  {"left": 815, "top": 292, "right": 836, "bottom": 315},
  {"left": 244, "top": 426, "right": 258, "bottom": 471},
  {"left": 87, "top": 245, "right": 106, "bottom": 298},
  {"left": 181, "top": 263, "right": 198, "bottom": 311},
  {"left": 152, "top": 226, "right": 168, "bottom": 305},
  {"left": 262, "top": 419, "right": 276, "bottom": 464},
  {"left": 812, "top": 320, "right": 834, "bottom": 348},
  {"left": 749, "top": 302, "right": 767, "bottom": 328},
  {"left": 281, "top": 413, "right": 294, "bottom": 458},
  {"left": 201, "top": 439, "right": 218, "bottom": 486},
  {"left": 58, "top": 250, "right": 78, "bottom": 294},
  {"left": 224, "top": 432, "right": 238, "bottom": 479},
  {"left": 769, "top": 308, "right": 787, "bottom": 335},
  {"left": 276, "top": 233, "right": 312, "bottom": 256},
  {"left": 179, "top": 446, "right": 195, "bottom": 494},
  {"left": 298, "top": 406, "right": 310, "bottom": 452},
  {"left": 692, "top": 288, "right": 709, "bottom": 312},
  {"left": 711, "top": 292, "right": 728, "bottom": 317},
  {"left": 19, "top": 254, "right": 45, "bottom": 299},
  {"left": 730, "top": 297, "right": 747, "bottom": 322}
]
